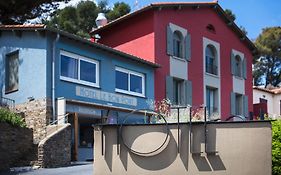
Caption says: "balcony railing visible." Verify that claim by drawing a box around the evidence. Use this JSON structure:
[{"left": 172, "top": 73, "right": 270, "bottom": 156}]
[{"left": 0, "top": 97, "right": 15, "bottom": 109}]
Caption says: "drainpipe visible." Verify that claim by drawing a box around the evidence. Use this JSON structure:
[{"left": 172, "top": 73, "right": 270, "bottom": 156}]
[{"left": 52, "top": 33, "right": 60, "bottom": 123}]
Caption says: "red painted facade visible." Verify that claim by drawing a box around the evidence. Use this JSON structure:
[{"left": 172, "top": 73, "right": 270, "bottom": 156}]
[{"left": 93, "top": 3, "right": 254, "bottom": 120}]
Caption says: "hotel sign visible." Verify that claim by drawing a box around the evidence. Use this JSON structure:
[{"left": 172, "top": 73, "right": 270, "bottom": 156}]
[{"left": 76, "top": 86, "right": 137, "bottom": 106}]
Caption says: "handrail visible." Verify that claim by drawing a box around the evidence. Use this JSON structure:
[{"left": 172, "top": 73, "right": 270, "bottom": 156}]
[
  {"left": 49, "top": 113, "right": 70, "bottom": 125},
  {"left": 45, "top": 113, "right": 70, "bottom": 138},
  {"left": 0, "top": 97, "right": 15, "bottom": 109}
]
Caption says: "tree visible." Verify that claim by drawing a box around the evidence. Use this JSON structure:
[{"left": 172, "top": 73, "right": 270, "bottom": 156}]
[
  {"left": 0, "top": 0, "right": 68, "bottom": 24},
  {"left": 253, "top": 27, "right": 281, "bottom": 87},
  {"left": 107, "top": 2, "right": 131, "bottom": 21},
  {"left": 224, "top": 9, "right": 248, "bottom": 35},
  {"left": 46, "top": 0, "right": 131, "bottom": 38},
  {"left": 224, "top": 9, "right": 236, "bottom": 21}
]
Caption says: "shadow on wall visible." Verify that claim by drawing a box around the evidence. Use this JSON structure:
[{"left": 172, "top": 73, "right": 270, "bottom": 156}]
[{"left": 101, "top": 124, "right": 226, "bottom": 172}]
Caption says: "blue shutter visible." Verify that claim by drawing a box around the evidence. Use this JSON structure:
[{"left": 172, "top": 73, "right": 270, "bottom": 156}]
[
  {"left": 231, "top": 51, "right": 235, "bottom": 75},
  {"left": 167, "top": 25, "right": 173, "bottom": 56},
  {"left": 242, "top": 57, "right": 247, "bottom": 79},
  {"left": 230, "top": 92, "right": 236, "bottom": 115},
  {"left": 243, "top": 95, "right": 248, "bottom": 118},
  {"left": 184, "top": 80, "right": 192, "bottom": 106},
  {"left": 185, "top": 33, "right": 191, "bottom": 61},
  {"left": 166, "top": 76, "right": 173, "bottom": 102}
]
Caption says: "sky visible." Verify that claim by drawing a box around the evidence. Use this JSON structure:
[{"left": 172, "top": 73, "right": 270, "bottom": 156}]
[{"left": 64, "top": 0, "right": 281, "bottom": 40}]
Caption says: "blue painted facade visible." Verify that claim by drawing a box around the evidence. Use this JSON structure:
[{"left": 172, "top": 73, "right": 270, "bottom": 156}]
[
  {"left": 0, "top": 30, "right": 155, "bottom": 110},
  {"left": 0, "top": 27, "right": 156, "bottom": 162},
  {"left": 0, "top": 31, "right": 47, "bottom": 104}
]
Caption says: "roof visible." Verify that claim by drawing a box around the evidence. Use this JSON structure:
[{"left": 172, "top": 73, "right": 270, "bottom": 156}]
[
  {"left": 253, "top": 86, "right": 281, "bottom": 95},
  {"left": 91, "top": 1, "right": 257, "bottom": 54},
  {"left": 0, "top": 24, "right": 160, "bottom": 68}
]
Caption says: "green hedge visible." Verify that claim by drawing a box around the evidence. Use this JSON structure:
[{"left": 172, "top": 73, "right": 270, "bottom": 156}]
[
  {"left": 272, "top": 120, "right": 281, "bottom": 175},
  {"left": 0, "top": 108, "right": 26, "bottom": 128}
]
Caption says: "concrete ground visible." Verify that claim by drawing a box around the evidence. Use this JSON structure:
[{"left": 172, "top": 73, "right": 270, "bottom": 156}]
[{"left": 0, "top": 162, "right": 93, "bottom": 175}]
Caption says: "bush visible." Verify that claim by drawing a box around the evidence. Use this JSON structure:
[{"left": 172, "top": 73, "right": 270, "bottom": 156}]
[
  {"left": 0, "top": 108, "right": 26, "bottom": 127},
  {"left": 272, "top": 119, "right": 281, "bottom": 175}
]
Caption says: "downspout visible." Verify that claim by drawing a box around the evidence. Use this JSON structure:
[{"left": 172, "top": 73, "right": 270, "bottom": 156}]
[{"left": 52, "top": 33, "right": 60, "bottom": 123}]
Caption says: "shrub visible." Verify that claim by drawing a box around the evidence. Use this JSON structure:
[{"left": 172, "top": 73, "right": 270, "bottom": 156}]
[
  {"left": 0, "top": 108, "right": 26, "bottom": 127},
  {"left": 272, "top": 119, "right": 281, "bottom": 175}
]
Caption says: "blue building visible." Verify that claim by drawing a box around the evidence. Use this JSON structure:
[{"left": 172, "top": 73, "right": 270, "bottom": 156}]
[{"left": 0, "top": 25, "right": 158, "bottom": 161}]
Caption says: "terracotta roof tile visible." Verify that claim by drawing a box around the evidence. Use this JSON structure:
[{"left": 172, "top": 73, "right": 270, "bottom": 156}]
[
  {"left": 253, "top": 86, "right": 281, "bottom": 95},
  {"left": 0, "top": 24, "right": 45, "bottom": 29}
]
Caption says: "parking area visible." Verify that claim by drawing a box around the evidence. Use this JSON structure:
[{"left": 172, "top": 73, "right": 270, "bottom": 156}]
[{"left": 0, "top": 162, "right": 93, "bottom": 175}]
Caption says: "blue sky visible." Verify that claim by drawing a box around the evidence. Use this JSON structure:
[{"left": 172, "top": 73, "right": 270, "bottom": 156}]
[{"left": 66, "top": 0, "right": 281, "bottom": 40}]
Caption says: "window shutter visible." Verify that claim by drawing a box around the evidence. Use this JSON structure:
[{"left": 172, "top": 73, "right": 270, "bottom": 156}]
[
  {"left": 185, "top": 32, "right": 191, "bottom": 61},
  {"left": 242, "top": 57, "right": 247, "bottom": 79},
  {"left": 243, "top": 95, "right": 248, "bottom": 118},
  {"left": 167, "top": 25, "right": 173, "bottom": 56},
  {"left": 231, "top": 51, "right": 235, "bottom": 75},
  {"left": 184, "top": 80, "right": 192, "bottom": 106},
  {"left": 166, "top": 76, "right": 173, "bottom": 102},
  {"left": 230, "top": 92, "right": 236, "bottom": 115}
]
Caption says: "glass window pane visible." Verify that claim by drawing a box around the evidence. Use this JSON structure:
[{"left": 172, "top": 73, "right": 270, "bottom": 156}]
[
  {"left": 80, "top": 60, "right": 96, "bottom": 83},
  {"left": 61, "top": 55, "right": 78, "bottom": 79},
  {"left": 116, "top": 70, "right": 128, "bottom": 90},
  {"left": 130, "top": 74, "right": 143, "bottom": 93},
  {"left": 5, "top": 52, "right": 19, "bottom": 92}
]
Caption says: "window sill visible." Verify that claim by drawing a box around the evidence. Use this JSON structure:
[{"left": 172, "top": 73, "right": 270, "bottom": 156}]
[
  {"left": 170, "top": 56, "right": 187, "bottom": 62},
  {"left": 233, "top": 76, "right": 245, "bottom": 80},
  {"left": 5, "top": 89, "right": 18, "bottom": 95},
  {"left": 205, "top": 72, "right": 219, "bottom": 78},
  {"left": 60, "top": 76, "right": 100, "bottom": 89},
  {"left": 115, "top": 89, "right": 145, "bottom": 98}
]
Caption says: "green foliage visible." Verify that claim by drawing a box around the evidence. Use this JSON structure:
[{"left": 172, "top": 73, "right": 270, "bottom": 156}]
[
  {"left": 224, "top": 9, "right": 236, "bottom": 21},
  {"left": 272, "top": 120, "right": 281, "bottom": 175},
  {"left": 0, "top": 0, "right": 68, "bottom": 24},
  {"left": 253, "top": 27, "right": 281, "bottom": 87},
  {"left": 107, "top": 2, "right": 131, "bottom": 21},
  {"left": 0, "top": 108, "right": 26, "bottom": 128},
  {"left": 46, "top": 0, "right": 130, "bottom": 38}
]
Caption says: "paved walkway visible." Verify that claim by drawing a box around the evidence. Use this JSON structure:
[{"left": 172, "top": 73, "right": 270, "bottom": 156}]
[{"left": 0, "top": 162, "right": 93, "bottom": 175}]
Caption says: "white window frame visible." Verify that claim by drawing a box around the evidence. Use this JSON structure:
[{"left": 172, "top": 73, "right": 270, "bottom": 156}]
[
  {"left": 60, "top": 50, "right": 99, "bottom": 88},
  {"left": 115, "top": 67, "right": 145, "bottom": 97}
]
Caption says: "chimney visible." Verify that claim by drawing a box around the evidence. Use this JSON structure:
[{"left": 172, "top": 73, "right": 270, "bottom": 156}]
[{"left": 95, "top": 13, "right": 107, "bottom": 28}]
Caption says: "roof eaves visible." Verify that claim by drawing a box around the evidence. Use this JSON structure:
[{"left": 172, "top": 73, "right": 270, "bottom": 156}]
[
  {"left": 0, "top": 25, "right": 159, "bottom": 68},
  {"left": 91, "top": 2, "right": 257, "bottom": 55},
  {"left": 45, "top": 27, "right": 160, "bottom": 68}
]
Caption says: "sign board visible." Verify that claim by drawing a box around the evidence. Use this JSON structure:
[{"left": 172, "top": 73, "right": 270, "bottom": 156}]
[{"left": 76, "top": 86, "right": 137, "bottom": 106}]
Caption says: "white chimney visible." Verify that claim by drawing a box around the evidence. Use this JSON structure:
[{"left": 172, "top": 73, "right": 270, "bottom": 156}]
[{"left": 95, "top": 13, "right": 108, "bottom": 28}]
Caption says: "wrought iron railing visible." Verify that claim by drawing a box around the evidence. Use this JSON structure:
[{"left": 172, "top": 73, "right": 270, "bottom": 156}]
[{"left": 0, "top": 97, "right": 15, "bottom": 109}]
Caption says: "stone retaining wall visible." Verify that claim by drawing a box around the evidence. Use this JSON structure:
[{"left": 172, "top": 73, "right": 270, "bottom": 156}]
[
  {"left": 15, "top": 98, "right": 52, "bottom": 144},
  {"left": 38, "top": 124, "right": 71, "bottom": 168},
  {"left": 0, "top": 123, "right": 35, "bottom": 171}
]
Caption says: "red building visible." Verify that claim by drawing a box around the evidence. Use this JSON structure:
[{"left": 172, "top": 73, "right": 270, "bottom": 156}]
[{"left": 91, "top": 2, "right": 256, "bottom": 120}]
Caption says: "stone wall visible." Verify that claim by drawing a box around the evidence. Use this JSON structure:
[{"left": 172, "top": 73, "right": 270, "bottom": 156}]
[
  {"left": 38, "top": 124, "right": 71, "bottom": 168},
  {"left": 15, "top": 98, "right": 52, "bottom": 144},
  {"left": 0, "top": 123, "right": 35, "bottom": 171}
]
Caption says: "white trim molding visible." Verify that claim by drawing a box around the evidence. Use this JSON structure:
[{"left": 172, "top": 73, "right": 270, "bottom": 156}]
[
  {"left": 203, "top": 37, "right": 221, "bottom": 118},
  {"left": 115, "top": 67, "right": 145, "bottom": 97}
]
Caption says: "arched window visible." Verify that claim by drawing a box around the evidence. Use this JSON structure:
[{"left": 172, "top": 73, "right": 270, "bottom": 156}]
[
  {"left": 173, "top": 31, "right": 183, "bottom": 58},
  {"left": 235, "top": 55, "right": 242, "bottom": 77},
  {"left": 205, "top": 45, "right": 217, "bottom": 75}
]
